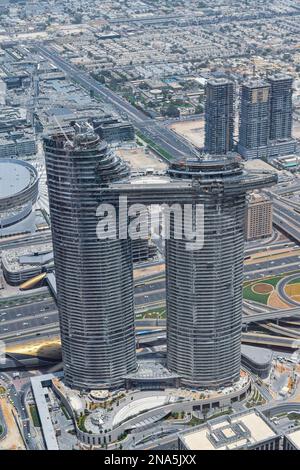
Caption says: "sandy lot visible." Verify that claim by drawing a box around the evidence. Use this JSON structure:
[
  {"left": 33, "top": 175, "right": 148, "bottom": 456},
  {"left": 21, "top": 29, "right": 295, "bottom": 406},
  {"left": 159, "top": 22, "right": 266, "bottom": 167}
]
[
  {"left": 268, "top": 291, "right": 291, "bottom": 309},
  {"left": 0, "top": 398, "right": 25, "bottom": 450},
  {"left": 168, "top": 119, "right": 204, "bottom": 148},
  {"left": 134, "top": 263, "right": 165, "bottom": 280},
  {"left": 116, "top": 147, "right": 167, "bottom": 171},
  {"left": 284, "top": 283, "right": 300, "bottom": 303}
]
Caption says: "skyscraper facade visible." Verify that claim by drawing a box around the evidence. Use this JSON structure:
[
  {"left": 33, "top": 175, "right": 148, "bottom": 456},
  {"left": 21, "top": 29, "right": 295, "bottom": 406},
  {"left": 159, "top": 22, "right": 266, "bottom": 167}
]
[
  {"left": 44, "top": 124, "right": 137, "bottom": 391},
  {"left": 164, "top": 156, "right": 277, "bottom": 388},
  {"left": 239, "top": 80, "right": 270, "bottom": 152},
  {"left": 204, "top": 78, "right": 234, "bottom": 155},
  {"left": 268, "top": 74, "right": 293, "bottom": 141},
  {"left": 238, "top": 77, "right": 296, "bottom": 159},
  {"left": 96, "top": 151, "right": 276, "bottom": 389}
]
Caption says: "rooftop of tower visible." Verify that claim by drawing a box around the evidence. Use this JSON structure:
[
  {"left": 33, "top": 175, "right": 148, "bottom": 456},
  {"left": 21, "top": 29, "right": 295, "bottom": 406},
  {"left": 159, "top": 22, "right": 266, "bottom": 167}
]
[
  {"left": 43, "top": 121, "right": 130, "bottom": 183},
  {"left": 103, "top": 151, "right": 278, "bottom": 197},
  {"left": 207, "top": 77, "right": 233, "bottom": 86},
  {"left": 267, "top": 73, "right": 293, "bottom": 82},
  {"left": 43, "top": 122, "right": 103, "bottom": 149},
  {"left": 242, "top": 79, "right": 270, "bottom": 89},
  {"left": 167, "top": 152, "right": 243, "bottom": 179}
]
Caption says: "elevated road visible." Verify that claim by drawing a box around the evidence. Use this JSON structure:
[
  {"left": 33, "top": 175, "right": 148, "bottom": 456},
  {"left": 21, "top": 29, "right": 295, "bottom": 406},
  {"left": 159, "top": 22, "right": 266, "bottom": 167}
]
[
  {"left": 242, "top": 307, "right": 300, "bottom": 325},
  {"left": 35, "top": 45, "right": 196, "bottom": 160},
  {"left": 271, "top": 198, "right": 300, "bottom": 244},
  {"left": 241, "top": 332, "right": 300, "bottom": 349}
]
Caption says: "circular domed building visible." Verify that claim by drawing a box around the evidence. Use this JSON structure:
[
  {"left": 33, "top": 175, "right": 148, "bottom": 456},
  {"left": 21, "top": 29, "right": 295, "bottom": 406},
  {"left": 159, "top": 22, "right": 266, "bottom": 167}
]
[{"left": 0, "top": 158, "right": 38, "bottom": 235}]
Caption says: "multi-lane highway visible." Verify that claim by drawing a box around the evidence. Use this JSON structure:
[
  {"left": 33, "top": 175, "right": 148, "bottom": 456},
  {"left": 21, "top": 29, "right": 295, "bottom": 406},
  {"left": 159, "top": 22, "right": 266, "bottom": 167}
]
[
  {"left": 35, "top": 45, "right": 196, "bottom": 160},
  {"left": 0, "top": 300, "right": 57, "bottom": 340},
  {"left": 3, "top": 259, "right": 300, "bottom": 342},
  {"left": 242, "top": 307, "right": 300, "bottom": 325}
]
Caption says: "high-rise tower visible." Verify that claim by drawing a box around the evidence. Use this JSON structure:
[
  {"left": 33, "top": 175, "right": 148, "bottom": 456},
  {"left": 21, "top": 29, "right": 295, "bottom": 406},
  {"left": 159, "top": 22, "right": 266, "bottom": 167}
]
[
  {"left": 204, "top": 78, "right": 234, "bottom": 155},
  {"left": 44, "top": 124, "right": 136, "bottom": 391},
  {"left": 268, "top": 74, "right": 293, "bottom": 141},
  {"left": 238, "top": 80, "right": 270, "bottom": 158},
  {"left": 105, "top": 153, "right": 277, "bottom": 389},
  {"left": 165, "top": 155, "right": 277, "bottom": 388}
]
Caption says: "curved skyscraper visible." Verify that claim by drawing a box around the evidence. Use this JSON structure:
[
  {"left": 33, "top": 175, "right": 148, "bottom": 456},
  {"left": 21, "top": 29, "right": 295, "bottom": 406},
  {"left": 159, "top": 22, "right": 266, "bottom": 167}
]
[
  {"left": 44, "top": 124, "right": 136, "bottom": 391},
  {"left": 165, "top": 155, "right": 277, "bottom": 388}
]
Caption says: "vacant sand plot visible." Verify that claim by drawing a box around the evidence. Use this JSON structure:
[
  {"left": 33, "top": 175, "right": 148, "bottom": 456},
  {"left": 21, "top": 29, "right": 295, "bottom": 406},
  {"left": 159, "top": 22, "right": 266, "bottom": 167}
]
[
  {"left": 268, "top": 291, "right": 291, "bottom": 309},
  {"left": 293, "top": 120, "right": 300, "bottom": 140},
  {"left": 168, "top": 119, "right": 204, "bottom": 147},
  {"left": 252, "top": 283, "right": 273, "bottom": 294},
  {"left": 0, "top": 398, "right": 25, "bottom": 450},
  {"left": 134, "top": 263, "right": 165, "bottom": 280},
  {"left": 116, "top": 147, "right": 167, "bottom": 170}
]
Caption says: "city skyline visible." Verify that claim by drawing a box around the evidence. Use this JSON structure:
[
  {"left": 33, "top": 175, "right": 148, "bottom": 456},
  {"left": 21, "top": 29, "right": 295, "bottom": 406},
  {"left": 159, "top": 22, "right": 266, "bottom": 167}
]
[{"left": 1, "top": 0, "right": 300, "bottom": 455}]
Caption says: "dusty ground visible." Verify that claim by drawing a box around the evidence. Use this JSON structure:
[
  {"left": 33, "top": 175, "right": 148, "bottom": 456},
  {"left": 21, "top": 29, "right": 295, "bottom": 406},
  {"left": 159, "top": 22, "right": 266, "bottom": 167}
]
[
  {"left": 116, "top": 147, "right": 167, "bottom": 170},
  {"left": 0, "top": 397, "right": 25, "bottom": 450},
  {"left": 252, "top": 283, "right": 274, "bottom": 294},
  {"left": 133, "top": 263, "right": 165, "bottom": 280},
  {"left": 268, "top": 291, "right": 291, "bottom": 309},
  {"left": 285, "top": 283, "right": 300, "bottom": 303},
  {"left": 168, "top": 119, "right": 204, "bottom": 147}
]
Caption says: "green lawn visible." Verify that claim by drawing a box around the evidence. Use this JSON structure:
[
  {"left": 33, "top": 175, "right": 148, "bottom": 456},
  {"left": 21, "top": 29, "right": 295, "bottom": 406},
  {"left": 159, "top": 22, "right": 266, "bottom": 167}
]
[
  {"left": 243, "top": 284, "right": 270, "bottom": 305},
  {"left": 136, "top": 306, "right": 166, "bottom": 319},
  {"left": 29, "top": 405, "right": 41, "bottom": 428},
  {"left": 135, "top": 130, "right": 174, "bottom": 161},
  {"left": 287, "top": 278, "right": 300, "bottom": 285},
  {"left": 243, "top": 274, "right": 290, "bottom": 305},
  {"left": 77, "top": 414, "right": 88, "bottom": 433},
  {"left": 287, "top": 412, "right": 300, "bottom": 421}
]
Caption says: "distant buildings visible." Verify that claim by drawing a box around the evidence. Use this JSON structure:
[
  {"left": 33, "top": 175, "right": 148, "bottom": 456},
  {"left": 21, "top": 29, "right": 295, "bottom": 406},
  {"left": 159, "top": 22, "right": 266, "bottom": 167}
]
[
  {"left": 245, "top": 192, "right": 273, "bottom": 241},
  {"left": 92, "top": 117, "right": 135, "bottom": 143},
  {"left": 204, "top": 78, "right": 234, "bottom": 155},
  {"left": 238, "top": 74, "right": 296, "bottom": 159},
  {"left": 269, "top": 74, "right": 293, "bottom": 141},
  {"left": 0, "top": 133, "right": 37, "bottom": 158},
  {"left": 203, "top": 73, "right": 296, "bottom": 160},
  {"left": 238, "top": 80, "right": 271, "bottom": 158}
]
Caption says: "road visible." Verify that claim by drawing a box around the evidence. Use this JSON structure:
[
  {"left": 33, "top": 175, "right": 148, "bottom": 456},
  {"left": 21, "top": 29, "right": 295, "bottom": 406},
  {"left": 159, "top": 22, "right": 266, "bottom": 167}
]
[
  {"left": 35, "top": 45, "right": 197, "bottom": 160},
  {"left": 0, "top": 372, "right": 37, "bottom": 449},
  {"left": 0, "top": 300, "right": 57, "bottom": 339},
  {"left": 277, "top": 273, "right": 300, "bottom": 308},
  {"left": 2, "top": 254, "right": 300, "bottom": 342}
]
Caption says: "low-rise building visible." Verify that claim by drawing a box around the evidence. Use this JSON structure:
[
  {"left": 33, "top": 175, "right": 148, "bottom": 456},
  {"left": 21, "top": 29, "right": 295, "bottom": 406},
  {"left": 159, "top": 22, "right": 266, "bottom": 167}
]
[{"left": 178, "top": 409, "right": 280, "bottom": 451}]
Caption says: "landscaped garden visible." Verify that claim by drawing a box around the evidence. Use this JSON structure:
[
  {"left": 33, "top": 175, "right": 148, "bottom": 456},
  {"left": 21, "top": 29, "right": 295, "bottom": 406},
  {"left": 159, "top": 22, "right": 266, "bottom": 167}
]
[{"left": 243, "top": 272, "right": 300, "bottom": 305}]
